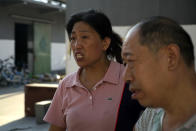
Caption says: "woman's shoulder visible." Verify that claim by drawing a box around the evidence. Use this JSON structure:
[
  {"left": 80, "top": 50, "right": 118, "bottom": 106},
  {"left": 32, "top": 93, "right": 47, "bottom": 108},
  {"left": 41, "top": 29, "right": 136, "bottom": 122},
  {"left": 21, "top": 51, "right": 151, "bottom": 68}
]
[
  {"left": 110, "top": 61, "right": 125, "bottom": 70},
  {"left": 61, "top": 71, "right": 77, "bottom": 81},
  {"left": 59, "top": 71, "right": 78, "bottom": 88}
]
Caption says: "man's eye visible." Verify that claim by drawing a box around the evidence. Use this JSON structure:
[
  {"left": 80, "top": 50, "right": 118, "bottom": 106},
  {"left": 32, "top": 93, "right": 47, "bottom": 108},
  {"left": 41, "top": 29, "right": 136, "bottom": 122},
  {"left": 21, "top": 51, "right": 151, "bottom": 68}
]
[
  {"left": 128, "top": 59, "right": 134, "bottom": 63},
  {"left": 82, "top": 36, "right": 88, "bottom": 39},
  {"left": 127, "top": 60, "right": 135, "bottom": 67}
]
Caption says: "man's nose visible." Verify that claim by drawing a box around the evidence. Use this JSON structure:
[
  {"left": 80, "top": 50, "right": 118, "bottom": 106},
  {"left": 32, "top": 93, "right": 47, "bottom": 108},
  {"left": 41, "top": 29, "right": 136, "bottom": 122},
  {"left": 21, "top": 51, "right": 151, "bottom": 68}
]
[{"left": 123, "top": 65, "right": 133, "bottom": 83}]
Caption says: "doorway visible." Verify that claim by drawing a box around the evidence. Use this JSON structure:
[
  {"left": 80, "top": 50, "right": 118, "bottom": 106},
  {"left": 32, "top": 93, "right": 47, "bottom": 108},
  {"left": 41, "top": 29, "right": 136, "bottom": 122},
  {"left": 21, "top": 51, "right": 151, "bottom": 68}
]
[{"left": 15, "top": 23, "right": 32, "bottom": 71}]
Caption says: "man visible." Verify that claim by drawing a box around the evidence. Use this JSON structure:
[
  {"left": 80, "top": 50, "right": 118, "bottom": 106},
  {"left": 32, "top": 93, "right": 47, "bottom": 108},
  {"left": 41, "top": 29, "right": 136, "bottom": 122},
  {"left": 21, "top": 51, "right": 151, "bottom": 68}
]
[{"left": 122, "top": 16, "right": 196, "bottom": 131}]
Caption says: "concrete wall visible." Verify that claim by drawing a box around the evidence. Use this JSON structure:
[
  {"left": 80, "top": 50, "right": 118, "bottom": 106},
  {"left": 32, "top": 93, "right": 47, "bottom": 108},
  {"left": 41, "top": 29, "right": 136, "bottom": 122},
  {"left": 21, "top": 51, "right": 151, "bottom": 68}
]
[
  {"left": 0, "top": 4, "right": 66, "bottom": 71},
  {"left": 66, "top": 0, "right": 196, "bottom": 25}
]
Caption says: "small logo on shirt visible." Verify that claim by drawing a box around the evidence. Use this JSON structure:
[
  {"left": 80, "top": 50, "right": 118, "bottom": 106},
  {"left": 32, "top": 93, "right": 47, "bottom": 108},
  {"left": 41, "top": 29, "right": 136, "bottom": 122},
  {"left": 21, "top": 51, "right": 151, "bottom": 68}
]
[{"left": 105, "top": 97, "right": 113, "bottom": 100}]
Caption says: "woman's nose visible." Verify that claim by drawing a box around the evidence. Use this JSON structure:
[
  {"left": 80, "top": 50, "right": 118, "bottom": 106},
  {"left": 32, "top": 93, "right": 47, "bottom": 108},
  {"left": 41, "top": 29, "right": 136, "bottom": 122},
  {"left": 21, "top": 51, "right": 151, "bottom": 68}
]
[{"left": 73, "top": 39, "right": 82, "bottom": 49}]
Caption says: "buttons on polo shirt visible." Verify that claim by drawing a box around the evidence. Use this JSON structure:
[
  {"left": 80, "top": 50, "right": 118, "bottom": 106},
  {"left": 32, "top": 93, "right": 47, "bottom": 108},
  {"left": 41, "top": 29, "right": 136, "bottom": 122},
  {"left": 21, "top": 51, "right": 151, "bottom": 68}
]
[
  {"left": 92, "top": 87, "right": 96, "bottom": 91},
  {"left": 89, "top": 96, "right": 92, "bottom": 100}
]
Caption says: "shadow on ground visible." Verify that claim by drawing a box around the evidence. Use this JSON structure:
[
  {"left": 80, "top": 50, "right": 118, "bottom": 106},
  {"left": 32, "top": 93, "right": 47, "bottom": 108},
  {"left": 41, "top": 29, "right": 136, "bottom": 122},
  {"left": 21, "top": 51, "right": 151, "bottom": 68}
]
[
  {"left": 0, "top": 117, "right": 49, "bottom": 131},
  {"left": 0, "top": 85, "right": 24, "bottom": 95}
]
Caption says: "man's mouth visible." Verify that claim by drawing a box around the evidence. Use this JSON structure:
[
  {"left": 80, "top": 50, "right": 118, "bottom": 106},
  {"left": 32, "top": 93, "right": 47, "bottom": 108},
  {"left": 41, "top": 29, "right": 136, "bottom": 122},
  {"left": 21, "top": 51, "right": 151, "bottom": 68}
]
[{"left": 130, "top": 88, "right": 142, "bottom": 99}]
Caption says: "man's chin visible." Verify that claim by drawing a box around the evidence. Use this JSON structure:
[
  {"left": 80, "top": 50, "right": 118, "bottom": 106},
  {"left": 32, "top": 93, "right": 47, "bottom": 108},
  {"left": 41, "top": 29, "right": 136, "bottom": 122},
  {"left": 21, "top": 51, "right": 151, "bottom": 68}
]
[
  {"left": 138, "top": 100, "right": 151, "bottom": 107},
  {"left": 138, "top": 101, "right": 159, "bottom": 108}
]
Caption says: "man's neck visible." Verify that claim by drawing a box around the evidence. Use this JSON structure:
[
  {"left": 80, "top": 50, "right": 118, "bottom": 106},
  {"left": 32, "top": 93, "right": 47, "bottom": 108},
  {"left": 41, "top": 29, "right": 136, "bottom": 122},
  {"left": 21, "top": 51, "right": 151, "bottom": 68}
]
[{"left": 162, "top": 77, "right": 196, "bottom": 130}]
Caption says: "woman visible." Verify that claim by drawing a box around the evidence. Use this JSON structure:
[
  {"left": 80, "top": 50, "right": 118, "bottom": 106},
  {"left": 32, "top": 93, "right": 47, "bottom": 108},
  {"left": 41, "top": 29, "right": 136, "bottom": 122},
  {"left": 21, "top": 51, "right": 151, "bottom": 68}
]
[{"left": 44, "top": 9, "right": 142, "bottom": 131}]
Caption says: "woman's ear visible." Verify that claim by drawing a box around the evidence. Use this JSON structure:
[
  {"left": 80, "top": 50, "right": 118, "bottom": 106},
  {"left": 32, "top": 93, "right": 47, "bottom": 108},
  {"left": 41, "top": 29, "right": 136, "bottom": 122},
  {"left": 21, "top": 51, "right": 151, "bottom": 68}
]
[
  {"left": 103, "top": 37, "right": 111, "bottom": 51},
  {"left": 166, "top": 44, "right": 180, "bottom": 70}
]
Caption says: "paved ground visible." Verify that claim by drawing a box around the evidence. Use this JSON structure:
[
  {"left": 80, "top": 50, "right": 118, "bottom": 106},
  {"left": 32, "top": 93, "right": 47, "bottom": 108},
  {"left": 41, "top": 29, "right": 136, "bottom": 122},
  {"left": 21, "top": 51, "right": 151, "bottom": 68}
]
[{"left": 0, "top": 85, "right": 50, "bottom": 131}]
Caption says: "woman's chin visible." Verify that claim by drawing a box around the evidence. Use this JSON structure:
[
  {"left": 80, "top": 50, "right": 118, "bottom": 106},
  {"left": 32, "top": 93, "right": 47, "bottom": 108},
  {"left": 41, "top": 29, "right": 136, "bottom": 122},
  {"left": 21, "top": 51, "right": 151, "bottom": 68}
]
[{"left": 76, "top": 62, "right": 87, "bottom": 68}]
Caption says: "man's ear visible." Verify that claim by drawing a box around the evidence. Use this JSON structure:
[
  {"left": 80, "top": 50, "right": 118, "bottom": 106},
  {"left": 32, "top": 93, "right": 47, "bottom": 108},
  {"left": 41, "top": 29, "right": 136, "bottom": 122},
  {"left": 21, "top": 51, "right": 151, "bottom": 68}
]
[
  {"left": 103, "top": 37, "right": 111, "bottom": 51},
  {"left": 166, "top": 44, "right": 180, "bottom": 70}
]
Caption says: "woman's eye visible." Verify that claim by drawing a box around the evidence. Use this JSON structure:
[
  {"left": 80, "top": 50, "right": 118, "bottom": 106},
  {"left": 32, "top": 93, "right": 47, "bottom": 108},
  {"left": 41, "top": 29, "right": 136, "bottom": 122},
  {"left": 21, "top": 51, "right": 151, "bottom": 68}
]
[{"left": 70, "top": 37, "right": 76, "bottom": 42}]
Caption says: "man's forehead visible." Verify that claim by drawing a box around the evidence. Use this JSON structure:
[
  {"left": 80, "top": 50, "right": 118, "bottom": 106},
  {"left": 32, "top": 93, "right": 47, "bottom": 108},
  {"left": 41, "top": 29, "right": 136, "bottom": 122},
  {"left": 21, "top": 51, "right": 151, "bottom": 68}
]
[
  {"left": 122, "top": 40, "right": 134, "bottom": 58},
  {"left": 124, "top": 25, "right": 139, "bottom": 42},
  {"left": 122, "top": 27, "right": 141, "bottom": 58},
  {"left": 122, "top": 41, "right": 131, "bottom": 50}
]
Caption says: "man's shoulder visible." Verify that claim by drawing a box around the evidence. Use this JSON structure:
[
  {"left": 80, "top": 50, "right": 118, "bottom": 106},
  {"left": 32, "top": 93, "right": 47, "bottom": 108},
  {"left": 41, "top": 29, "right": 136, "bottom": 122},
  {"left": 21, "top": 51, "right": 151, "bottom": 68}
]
[
  {"left": 142, "top": 108, "right": 164, "bottom": 118},
  {"left": 134, "top": 108, "right": 164, "bottom": 131},
  {"left": 177, "top": 114, "right": 196, "bottom": 131}
]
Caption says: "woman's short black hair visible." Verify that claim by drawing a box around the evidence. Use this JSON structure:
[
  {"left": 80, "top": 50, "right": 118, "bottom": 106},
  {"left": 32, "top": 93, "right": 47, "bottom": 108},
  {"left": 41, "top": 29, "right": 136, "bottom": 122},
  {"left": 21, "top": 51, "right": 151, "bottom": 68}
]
[{"left": 66, "top": 9, "right": 123, "bottom": 63}]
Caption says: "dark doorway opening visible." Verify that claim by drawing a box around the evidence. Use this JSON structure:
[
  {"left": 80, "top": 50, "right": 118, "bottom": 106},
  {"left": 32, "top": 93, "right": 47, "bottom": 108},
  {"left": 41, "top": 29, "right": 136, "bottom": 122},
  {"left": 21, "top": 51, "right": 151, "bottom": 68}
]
[{"left": 15, "top": 23, "right": 28, "bottom": 71}]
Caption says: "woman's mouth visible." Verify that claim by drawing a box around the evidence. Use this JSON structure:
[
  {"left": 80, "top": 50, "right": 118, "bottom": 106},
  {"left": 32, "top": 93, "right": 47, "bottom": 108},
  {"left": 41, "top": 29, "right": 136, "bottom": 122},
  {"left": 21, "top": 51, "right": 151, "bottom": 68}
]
[{"left": 75, "top": 53, "right": 84, "bottom": 60}]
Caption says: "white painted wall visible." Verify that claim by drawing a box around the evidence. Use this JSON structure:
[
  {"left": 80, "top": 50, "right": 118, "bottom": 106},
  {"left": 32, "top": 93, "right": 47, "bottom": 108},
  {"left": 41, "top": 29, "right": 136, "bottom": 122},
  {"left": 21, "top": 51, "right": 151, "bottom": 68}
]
[
  {"left": 64, "top": 32, "right": 79, "bottom": 74},
  {"left": 183, "top": 25, "right": 196, "bottom": 70},
  {"left": 65, "top": 25, "right": 196, "bottom": 74},
  {"left": 113, "top": 26, "right": 132, "bottom": 38},
  {"left": 65, "top": 51, "right": 78, "bottom": 74},
  {"left": 0, "top": 39, "right": 15, "bottom": 64},
  {"left": 51, "top": 42, "right": 66, "bottom": 71}
]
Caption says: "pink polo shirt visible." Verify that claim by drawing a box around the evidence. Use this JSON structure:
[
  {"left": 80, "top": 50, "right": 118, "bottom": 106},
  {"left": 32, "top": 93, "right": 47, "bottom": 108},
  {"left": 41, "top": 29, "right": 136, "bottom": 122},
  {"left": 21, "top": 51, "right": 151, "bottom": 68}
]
[{"left": 44, "top": 61, "right": 125, "bottom": 131}]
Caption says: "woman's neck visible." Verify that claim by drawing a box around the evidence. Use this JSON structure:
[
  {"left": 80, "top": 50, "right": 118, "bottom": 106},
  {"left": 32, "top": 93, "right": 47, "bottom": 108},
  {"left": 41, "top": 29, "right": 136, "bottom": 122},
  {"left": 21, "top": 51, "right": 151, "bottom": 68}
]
[{"left": 80, "top": 59, "right": 110, "bottom": 90}]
